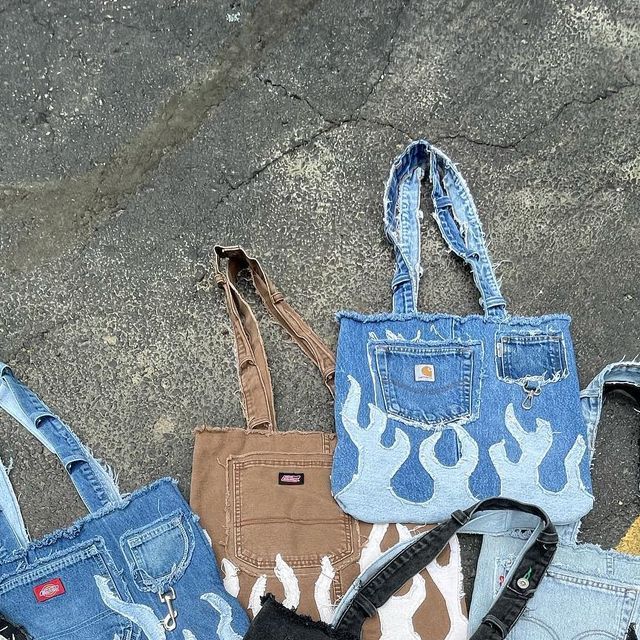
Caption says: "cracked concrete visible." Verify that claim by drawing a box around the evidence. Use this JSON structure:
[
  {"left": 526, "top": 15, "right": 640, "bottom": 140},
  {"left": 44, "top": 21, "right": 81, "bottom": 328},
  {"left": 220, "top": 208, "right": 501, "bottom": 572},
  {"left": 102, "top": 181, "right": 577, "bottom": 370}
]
[{"left": 0, "top": 0, "right": 638, "bottom": 606}]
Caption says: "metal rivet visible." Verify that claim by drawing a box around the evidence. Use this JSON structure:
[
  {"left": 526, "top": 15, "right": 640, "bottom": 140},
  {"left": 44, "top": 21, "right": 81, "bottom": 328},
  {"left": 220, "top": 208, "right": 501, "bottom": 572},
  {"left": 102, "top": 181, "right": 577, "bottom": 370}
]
[{"left": 517, "top": 577, "right": 530, "bottom": 590}]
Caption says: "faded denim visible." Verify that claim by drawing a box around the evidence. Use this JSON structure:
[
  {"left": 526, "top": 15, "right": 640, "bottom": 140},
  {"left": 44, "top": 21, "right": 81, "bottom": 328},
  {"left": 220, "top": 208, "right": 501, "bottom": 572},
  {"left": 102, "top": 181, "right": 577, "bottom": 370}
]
[
  {"left": 0, "top": 363, "right": 249, "bottom": 640},
  {"left": 331, "top": 140, "right": 588, "bottom": 531},
  {"left": 470, "top": 361, "right": 640, "bottom": 639}
]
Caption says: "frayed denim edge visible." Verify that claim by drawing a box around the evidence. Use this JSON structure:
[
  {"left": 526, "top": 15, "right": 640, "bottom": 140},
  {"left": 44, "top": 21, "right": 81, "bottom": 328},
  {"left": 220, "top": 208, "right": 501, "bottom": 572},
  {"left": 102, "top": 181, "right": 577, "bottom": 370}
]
[
  {"left": 0, "top": 477, "right": 179, "bottom": 560},
  {"left": 335, "top": 310, "right": 572, "bottom": 325}
]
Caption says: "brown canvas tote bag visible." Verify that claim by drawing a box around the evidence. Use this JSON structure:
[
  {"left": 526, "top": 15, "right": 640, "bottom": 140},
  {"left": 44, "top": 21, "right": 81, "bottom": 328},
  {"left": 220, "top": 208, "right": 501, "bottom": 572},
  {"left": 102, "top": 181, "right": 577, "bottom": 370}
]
[{"left": 190, "top": 246, "right": 468, "bottom": 640}]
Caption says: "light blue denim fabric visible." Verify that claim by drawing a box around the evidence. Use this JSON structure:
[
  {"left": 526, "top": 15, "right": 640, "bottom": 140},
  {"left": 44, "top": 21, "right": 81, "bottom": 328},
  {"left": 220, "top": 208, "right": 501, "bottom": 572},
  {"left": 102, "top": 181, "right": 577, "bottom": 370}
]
[
  {"left": 469, "top": 361, "right": 640, "bottom": 639},
  {"left": 0, "top": 363, "right": 249, "bottom": 640},
  {"left": 331, "top": 140, "right": 588, "bottom": 531}
]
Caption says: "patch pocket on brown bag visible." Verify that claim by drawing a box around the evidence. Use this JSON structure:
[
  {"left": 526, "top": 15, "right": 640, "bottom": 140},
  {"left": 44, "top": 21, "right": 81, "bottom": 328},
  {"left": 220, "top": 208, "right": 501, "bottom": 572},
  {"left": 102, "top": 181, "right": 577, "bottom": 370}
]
[{"left": 227, "top": 452, "right": 359, "bottom": 574}]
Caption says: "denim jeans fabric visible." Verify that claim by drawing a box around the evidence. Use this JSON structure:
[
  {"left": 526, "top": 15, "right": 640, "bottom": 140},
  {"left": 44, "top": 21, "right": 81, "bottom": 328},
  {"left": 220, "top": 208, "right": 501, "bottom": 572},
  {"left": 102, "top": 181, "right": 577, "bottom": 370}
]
[
  {"left": 469, "top": 361, "right": 640, "bottom": 639},
  {"left": 244, "top": 498, "right": 558, "bottom": 640},
  {"left": 0, "top": 363, "right": 249, "bottom": 640},
  {"left": 331, "top": 140, "right": 588, "bottom": 531}
]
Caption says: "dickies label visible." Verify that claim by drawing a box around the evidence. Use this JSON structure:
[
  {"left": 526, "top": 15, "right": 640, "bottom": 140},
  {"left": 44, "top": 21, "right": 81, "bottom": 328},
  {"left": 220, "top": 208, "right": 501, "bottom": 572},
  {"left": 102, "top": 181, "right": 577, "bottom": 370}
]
[
  {"left": 34, "top": 578, "right": 65, "bottom": 603},
  {"left": 278, "top": 472, "right": 304, "bottom": 486}
]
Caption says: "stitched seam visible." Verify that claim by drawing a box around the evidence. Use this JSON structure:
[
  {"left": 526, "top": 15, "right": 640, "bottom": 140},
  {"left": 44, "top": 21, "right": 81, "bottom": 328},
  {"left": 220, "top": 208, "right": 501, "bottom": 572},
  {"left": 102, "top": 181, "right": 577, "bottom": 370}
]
[
  {"left": 373, "top": 339, "right": 480, "bottom": 428},
  {"left": 229, "top": 456, "right": 358, "bottom": 570}
]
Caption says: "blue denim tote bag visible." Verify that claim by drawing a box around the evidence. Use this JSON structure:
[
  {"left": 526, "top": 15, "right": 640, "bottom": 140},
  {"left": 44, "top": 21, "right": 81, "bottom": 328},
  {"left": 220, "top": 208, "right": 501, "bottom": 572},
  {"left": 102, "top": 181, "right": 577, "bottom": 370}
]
[
  {"left": 331, "top": 140, "right": 588, "bottom": 531},
  {"left": 0, "top": 363, "right": 249, "bottom": 640},
  {"left": 469, "top": 361, "right": 640, "bottom": 639}
]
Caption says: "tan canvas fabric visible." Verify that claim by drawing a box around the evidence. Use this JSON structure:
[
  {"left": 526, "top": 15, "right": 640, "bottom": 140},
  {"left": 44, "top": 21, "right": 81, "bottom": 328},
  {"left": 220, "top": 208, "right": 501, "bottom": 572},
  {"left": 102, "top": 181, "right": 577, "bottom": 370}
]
[{"left": 190, "top": 246, "right": 468, "bottom": 639}]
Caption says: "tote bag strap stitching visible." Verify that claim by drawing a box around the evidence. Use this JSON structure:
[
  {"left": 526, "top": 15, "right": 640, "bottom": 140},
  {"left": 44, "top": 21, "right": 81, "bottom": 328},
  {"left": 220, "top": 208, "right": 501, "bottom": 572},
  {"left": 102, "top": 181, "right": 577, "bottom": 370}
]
[
  {"left": 0, "top": 456, "right": 29, "bottom": 555},
  {"left": 580, "top": 361, "right": 640, "bottom": 427},
  {"left": 233, "top": 249, "right": 335, "bottom": 395},
  {"left": 0, "top": 363, "right": 122, "bottom": 517},
  {"left": 384, "top": 140, "right": 508, "bottom": 318},
  {"left": 214, "top": 246, "right": 335, "bottom": 433},
  {"left": 214, "top": 250, "right": 277, "bottom": 431}
]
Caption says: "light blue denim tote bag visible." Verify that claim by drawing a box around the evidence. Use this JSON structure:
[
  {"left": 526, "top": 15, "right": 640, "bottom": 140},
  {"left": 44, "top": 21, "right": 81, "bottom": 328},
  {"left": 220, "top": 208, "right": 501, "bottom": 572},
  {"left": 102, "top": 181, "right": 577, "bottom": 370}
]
[
  {"left": 0, "top": 363, "right": 249, "bottom": 640},
  {"left": 331, "top": 140, "right": 589, "bottom": 531},
  {"left": 469, "top": 361, "right": 640, "bottom": 639}
]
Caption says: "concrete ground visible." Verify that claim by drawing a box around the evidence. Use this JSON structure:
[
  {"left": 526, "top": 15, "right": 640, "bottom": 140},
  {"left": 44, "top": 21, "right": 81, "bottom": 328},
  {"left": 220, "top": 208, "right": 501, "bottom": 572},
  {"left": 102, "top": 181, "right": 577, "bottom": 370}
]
[{"left": 0, "top": 0, "right": 638, "bottom": 601}]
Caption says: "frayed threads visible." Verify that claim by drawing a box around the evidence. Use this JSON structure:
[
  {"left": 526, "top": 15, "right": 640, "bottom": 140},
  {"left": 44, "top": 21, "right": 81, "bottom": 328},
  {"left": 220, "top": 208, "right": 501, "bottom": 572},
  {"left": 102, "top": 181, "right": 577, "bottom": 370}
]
[{"left": 336, "top": 309, "right": 571, "bottom": 326}]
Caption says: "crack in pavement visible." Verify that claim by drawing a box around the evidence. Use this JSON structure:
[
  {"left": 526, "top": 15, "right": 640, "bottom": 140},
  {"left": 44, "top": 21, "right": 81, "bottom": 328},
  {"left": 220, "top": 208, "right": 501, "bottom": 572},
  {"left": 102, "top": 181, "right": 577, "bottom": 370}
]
[
  {"left": 250, "top": 0, "right": 410, "bottom": 133},
  {"left": 211, "top": 64, "right": 636, "bottom": 238},
  {"left": 215, "top": 120, "right": 344, "bottom": 204},
  {"left": 214, "top": 3, "right": 412, "bottom": 206},
  {"left": 436, "top": 81, "right": 637, "bottom": 152},
  {"left": 210, "top": 115, "right": 412, "bottom": 213},
  {"left": 356, "top": 0, "right": 410, "bottom": 112},
  {"left": 255, "top": 74, "right": 334, "bottom": 124},
  {"left": 0, "top": 0, "right": 321, "bottom": 274}
]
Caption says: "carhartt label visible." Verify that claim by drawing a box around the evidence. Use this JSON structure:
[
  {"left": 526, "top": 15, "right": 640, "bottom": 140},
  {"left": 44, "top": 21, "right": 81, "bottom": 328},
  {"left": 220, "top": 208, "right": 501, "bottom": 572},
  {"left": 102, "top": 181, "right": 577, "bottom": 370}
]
[
  {"left": 414, "top": 364, "right": 435, "bottom": 382},
  {"left": 278, "top": 472, "right": 304, "bottom": 486},
  {"left": 34, "top": 578, "right": 65, "bottom": 603}
]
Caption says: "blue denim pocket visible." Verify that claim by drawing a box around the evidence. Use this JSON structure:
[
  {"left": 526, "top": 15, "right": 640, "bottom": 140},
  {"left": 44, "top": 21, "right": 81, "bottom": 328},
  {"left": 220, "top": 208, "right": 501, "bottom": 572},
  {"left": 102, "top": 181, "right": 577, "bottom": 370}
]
[
  {"left": 493, "top": 561, "right": 637, "bottom": 640},
  {"left": 0, "top": 540, "right": 133, "bottom": 640},
  {"left": 121, "top": 510, "right": 195, "bottom": 594},
  {"left": 496, "top": 331, "right": 568, "bottom": 385},
  {"left": 369, "top": 338, "right": 482, "bottom": 429}
]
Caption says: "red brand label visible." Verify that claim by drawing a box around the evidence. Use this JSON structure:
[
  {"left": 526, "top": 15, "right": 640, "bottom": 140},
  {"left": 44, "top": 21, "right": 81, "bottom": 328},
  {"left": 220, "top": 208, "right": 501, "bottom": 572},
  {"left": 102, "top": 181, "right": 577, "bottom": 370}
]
[
  {"left": 34, "top": 578, "right": 65, "bottom": 603},
  {"left": 278, "top": 472, "right": 304, "bottom": 486}
]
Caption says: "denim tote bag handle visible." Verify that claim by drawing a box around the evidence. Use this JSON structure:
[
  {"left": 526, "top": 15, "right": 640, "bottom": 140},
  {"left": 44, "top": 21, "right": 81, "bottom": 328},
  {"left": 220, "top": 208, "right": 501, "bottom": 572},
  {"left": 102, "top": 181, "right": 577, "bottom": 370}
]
[
  {"left": 553, "top": 360, "right": 640, "bottom": 544},
  {"left": 384, "top": 140, "right": 508, "bottom": 319},
  {"left": 0, "top": 458, "right": 29, "bottom": 556},
  {"left": 555, "top": 361, "right": 640, "bottom": 543},
  {"left": 214, "top": 245, "right": 335, "bottom": 431},
  {"left": 0, "top": 363, "right": 121, "bottom": 513},
  {"left": 580, "top": 361, "right": 640, "bottom": 452},
  {"left": 332, "top": 497, "right": 557, "bottom": 640}
]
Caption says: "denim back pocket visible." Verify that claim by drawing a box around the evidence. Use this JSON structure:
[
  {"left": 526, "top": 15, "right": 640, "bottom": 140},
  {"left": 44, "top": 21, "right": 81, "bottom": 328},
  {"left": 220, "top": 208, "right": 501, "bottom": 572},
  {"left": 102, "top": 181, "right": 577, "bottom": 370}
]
[
  {"left": 494, "top": 561, "right": 638, "bottom": 640},
  {"left": 0, "top": 540, "right": 133, "bottom": 640},
  {"left": 227, "top": 452, "right": 360, "bottom": 574},
  {"left": 121, "top": 510, "right": 195, "bottom": 594},
  {"left": 369, "top": 338, "right": 482, "bottom": 429},
  {"left": 496, "top": 331, "right": 567, "bottom": 382}
]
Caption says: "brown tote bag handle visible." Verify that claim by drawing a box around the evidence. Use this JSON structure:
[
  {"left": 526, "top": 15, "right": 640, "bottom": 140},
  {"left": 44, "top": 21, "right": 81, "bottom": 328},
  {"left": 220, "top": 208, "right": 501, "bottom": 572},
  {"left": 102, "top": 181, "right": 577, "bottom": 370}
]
[{"left": 214, "top": 245, "right": 335, "bottom": 432}]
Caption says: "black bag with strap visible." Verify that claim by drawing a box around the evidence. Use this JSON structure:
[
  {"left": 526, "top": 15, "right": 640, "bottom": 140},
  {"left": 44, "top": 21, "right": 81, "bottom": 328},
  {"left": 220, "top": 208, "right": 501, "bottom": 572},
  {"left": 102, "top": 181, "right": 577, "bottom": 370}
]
[
  {"left": 0, "top": 618, "right": 29, "bottom": 640},
  {"left": 244, "top": 498, "right": 558, "bottom": 640}
]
